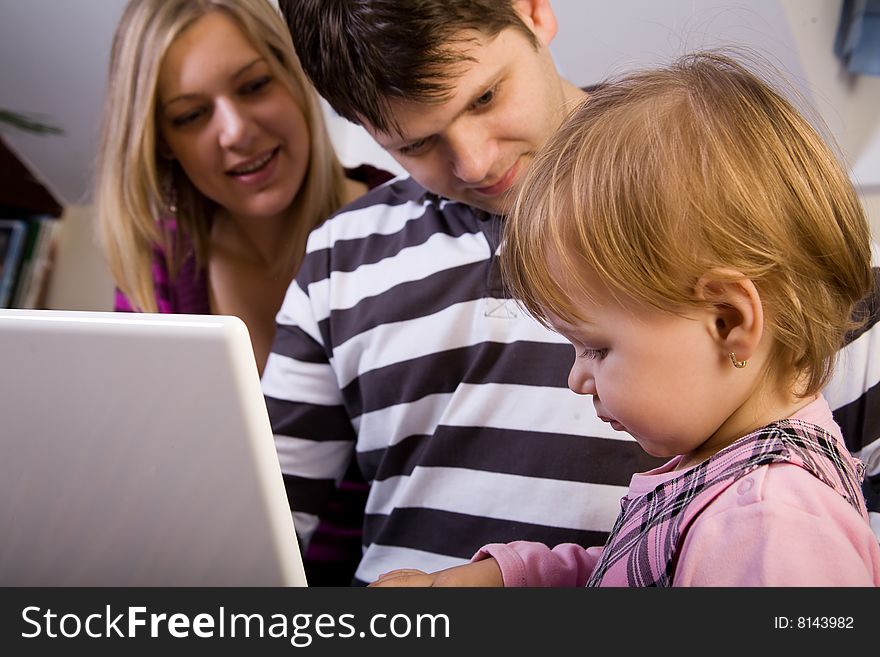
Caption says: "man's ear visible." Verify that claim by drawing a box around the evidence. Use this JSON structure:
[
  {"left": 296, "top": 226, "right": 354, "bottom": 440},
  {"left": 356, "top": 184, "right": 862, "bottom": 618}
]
[
  {"left": 512, "top": 0, "right": 558, "bottom": 46},
  {"left": 694, "top": 269, "right": 764, "bottom": 364}
]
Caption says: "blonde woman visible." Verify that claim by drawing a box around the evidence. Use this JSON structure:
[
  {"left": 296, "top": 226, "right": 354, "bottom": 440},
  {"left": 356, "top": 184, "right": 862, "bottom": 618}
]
[
  {"left": 95, "top": 0, "right": 391, "bottom": 374},
  {"left": 95, "top": 0, "right": 392, "bottom": 586}
]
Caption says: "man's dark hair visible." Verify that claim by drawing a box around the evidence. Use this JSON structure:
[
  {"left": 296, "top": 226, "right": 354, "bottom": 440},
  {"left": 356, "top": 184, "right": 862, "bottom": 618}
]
[{"left": 278, "top": 0, "right": 539, "bottom": 135}]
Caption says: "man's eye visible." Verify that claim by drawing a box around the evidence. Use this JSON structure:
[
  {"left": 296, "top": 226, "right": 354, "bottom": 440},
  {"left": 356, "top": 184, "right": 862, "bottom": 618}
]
[
  {"left": 398, "top": 137, "right": 430, "bottom": 156},
  {"left": 473, "top": 87, "right": 496, "bottom": 108}
]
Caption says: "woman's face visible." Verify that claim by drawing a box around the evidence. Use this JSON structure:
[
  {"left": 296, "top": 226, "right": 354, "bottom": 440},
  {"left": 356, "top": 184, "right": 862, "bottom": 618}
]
[{"left": 156, "top": 11, "right": 310, "bottom": 223}]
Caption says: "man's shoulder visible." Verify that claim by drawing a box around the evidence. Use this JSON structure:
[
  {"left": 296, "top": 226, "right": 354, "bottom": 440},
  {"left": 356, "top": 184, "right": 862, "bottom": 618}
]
[
  {"left": 311, "top": 176, "right": 486, "bottom": 247},
  {"left": 336, "top": 175, "right": 484, "bottom": 218},
  {"left": 338, "top": 175, "right": 432, "bottom": 214}
]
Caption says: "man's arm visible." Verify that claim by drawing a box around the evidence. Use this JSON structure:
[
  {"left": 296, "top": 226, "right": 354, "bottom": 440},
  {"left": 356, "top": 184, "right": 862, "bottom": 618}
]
[{"left": 262, "top": 257, "right": 358, "bottom": 550}]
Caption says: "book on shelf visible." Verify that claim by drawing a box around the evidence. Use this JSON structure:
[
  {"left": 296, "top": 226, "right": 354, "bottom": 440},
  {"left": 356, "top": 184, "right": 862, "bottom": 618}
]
[
  {"left": 0, "top": 214, "right": 61, "bottom": 309},
  {"left": 10, "top": 215, "right": 61, "bottom": 309},
  {"left": 0, "top": 218, "right": 28, "bottom": 307}
]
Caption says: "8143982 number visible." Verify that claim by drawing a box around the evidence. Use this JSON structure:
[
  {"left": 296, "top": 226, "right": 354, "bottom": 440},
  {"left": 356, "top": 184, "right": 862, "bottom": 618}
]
[{"left": 774, "top": 616, "right": 853, "bottom": 629}]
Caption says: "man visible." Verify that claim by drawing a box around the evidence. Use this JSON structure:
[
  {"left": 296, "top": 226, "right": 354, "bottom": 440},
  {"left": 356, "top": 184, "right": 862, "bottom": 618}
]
[{"left": 263, "top": 0, "right": 880, "bottom": 584}]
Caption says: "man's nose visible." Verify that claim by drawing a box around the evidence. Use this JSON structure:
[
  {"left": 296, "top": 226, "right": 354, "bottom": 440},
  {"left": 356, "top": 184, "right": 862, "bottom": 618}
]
[{"left": 446, "top": 122, "right": 495, "bottom": 184}]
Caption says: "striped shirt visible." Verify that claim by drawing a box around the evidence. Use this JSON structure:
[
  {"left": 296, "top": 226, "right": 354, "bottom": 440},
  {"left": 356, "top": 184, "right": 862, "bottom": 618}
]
[
  {"left": 262, "top": 176, "right": 880, "bottom": 585},
  {"left": 825, "top": 239, "right": 880, "bottom": 538}
]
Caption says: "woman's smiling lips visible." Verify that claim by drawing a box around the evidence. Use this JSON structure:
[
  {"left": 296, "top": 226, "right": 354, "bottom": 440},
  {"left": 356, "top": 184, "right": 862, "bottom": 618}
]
[{"left": 226, "top": 147, "right": 279, "bottom": 183}]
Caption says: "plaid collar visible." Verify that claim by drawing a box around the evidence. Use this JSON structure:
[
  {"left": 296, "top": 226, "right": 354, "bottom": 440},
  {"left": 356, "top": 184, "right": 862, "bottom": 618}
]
[{"left": 587, "top": 419, "right": 865, "bottom": 587}]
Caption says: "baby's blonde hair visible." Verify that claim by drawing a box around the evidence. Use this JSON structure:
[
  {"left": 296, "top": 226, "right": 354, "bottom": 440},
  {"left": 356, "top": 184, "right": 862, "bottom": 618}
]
[
  {"left": 95, "top": 0, "right": 347, "bottom": 312},
  {"left": 502, "top": 52, "right": 873, "bottom": 396}
]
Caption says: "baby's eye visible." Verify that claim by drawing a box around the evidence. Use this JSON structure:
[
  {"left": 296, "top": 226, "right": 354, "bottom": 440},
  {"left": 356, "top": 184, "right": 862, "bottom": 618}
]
[{"left": 579, "top": 347, "right": 608, "bottom": 360}]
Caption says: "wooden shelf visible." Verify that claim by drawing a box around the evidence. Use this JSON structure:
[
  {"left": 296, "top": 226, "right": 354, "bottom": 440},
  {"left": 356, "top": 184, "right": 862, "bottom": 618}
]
[{"left": 0, "top": 135, "right": 62, "bottom": 218}]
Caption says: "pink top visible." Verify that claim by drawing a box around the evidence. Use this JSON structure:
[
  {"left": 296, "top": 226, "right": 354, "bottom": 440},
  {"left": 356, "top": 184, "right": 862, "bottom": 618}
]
[{"left": 474, "top": 396, "right": 880, "bottom": 586}]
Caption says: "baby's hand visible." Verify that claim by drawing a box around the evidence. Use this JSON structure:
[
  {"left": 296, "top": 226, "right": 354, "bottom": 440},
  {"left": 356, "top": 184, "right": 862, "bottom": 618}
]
[
  {"left": 368, "top": 559, "right": 503, "bottom": 587},
  {"left": 369, "top": 568, "right": 434, "bottom": 587}
]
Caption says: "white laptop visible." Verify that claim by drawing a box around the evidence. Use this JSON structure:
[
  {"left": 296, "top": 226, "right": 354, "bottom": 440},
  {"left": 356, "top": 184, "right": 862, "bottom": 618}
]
[{"left": 0, "top": 309, "right": 307, "bottom": 586}]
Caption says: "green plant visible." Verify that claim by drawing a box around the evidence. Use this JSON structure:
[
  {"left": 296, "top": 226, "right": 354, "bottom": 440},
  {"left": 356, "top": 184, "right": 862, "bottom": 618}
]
[{"left": 0, "top": 109, "right": 63, "bottom": 135}]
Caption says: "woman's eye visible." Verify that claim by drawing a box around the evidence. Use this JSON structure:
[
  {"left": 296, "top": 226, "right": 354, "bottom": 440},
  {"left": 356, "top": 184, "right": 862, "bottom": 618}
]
[
  {"left": 171, "top": 108, "right": 205, "bottom": 127},
  {"left": 241, "top": 76, "right": 271, "bottom": 95}
]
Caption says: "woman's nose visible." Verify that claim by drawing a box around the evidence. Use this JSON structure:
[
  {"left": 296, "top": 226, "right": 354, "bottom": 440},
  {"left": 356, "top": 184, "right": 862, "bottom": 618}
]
[{"left": 216, "top": 99, "right": 254, "bottom": 150}]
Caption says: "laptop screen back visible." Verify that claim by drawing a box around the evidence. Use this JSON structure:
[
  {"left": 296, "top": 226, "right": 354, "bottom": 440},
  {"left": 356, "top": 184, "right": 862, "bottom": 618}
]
[{"left": 0, "top": 309, "right": 306, "bottom": 586}]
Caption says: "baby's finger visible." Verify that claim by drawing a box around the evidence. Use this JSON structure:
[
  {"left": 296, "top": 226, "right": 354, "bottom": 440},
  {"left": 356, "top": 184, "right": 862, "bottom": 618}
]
[{"left": 369, "top": 569, "right": 432, "bottom": 587}]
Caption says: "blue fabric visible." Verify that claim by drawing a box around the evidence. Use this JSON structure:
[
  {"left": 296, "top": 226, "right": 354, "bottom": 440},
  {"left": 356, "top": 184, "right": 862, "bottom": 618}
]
[{"left": 835, "top": 0, "right": 880, "bottom": 76}]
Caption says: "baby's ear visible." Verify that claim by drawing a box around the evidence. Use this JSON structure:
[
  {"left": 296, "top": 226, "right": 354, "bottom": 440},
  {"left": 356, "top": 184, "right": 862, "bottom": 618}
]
[{"left": 694, "top": 269, "right": 764, "bottom": 363}]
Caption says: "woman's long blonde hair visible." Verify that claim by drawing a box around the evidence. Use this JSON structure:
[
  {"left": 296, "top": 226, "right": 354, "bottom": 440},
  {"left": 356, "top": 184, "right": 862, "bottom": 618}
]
[{"left": 95, "top": 0, "right": 347, "bottom": 312}]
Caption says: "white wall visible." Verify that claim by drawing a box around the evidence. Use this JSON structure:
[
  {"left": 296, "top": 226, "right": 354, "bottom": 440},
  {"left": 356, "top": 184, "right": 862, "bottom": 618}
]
[
  {"left": 0, "top": 0, "right": 127, "bottom": 206},
  {"left": 863, "top": 193, "right": 880, "bottom": 239},
  {"left": 783, "top": 0, "right": 880, "bottom": 192},
  {"left": 44, "top": 204, "right": 114, "bottom": 311},
  {"left": 7, "top": 0, "right": 875, "bottom": 310}
]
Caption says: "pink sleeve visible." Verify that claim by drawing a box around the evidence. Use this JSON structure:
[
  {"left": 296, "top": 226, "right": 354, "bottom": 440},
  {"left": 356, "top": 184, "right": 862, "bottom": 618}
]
[
  {"left": 472, "top": 541, "right": 604, "bottom": 587},
  {"left": 114, "top": 288, "right": 135, "bottom": 312},
  {"left": 674, "top": 463, "right": 880, "bottom": 586}
]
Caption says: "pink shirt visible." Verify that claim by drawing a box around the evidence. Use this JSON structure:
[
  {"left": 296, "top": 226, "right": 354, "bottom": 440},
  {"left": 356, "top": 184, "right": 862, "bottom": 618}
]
[{"left": 474, "top": 396, "right": 880, "bottom": 586}]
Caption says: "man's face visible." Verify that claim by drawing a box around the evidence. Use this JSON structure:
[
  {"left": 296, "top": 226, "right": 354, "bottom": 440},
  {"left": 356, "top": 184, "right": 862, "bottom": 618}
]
[{"left": 364, "top": 26, "right": 584, "bottom": 215}]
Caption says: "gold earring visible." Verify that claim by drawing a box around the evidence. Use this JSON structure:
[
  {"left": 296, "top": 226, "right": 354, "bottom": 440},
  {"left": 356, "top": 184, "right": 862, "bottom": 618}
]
[{"left": 729, "top": 352, "right": 748, "bottom": 369}]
